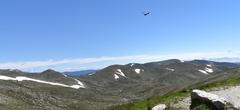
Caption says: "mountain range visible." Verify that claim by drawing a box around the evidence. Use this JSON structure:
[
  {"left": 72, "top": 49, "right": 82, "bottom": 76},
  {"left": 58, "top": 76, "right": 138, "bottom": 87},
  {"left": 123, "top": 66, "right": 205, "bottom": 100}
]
[
  {"left": 64, "top": 70, "right": 97, "bottom": 76},
  {"left": 0, "top": 59, "right": 239, "bottom": 110}
]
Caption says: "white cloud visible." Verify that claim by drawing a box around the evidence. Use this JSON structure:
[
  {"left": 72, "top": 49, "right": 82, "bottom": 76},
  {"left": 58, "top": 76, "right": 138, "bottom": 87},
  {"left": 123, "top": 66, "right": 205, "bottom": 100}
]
[{"left": 0, "top": 51, "right": 240, "bottom": 72}]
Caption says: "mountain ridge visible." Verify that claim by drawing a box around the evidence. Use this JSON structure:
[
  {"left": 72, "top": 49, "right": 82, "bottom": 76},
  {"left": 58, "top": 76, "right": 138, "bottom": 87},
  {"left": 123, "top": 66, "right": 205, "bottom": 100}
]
[{"left": 0, "top": 59, "right": 239, "bottom": 110}]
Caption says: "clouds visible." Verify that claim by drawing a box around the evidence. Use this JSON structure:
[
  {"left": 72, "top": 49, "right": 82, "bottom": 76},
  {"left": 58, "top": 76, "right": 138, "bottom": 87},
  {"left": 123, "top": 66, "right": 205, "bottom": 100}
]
[{"left": 0, "top": 51, "right": 240, "bottom": 72}]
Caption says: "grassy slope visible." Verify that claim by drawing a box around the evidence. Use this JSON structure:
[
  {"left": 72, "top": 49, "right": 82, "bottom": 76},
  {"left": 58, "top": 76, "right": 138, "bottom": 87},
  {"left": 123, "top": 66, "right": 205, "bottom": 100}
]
[{"left": 108, "top": 69, "right": 240, "bottom": 110}]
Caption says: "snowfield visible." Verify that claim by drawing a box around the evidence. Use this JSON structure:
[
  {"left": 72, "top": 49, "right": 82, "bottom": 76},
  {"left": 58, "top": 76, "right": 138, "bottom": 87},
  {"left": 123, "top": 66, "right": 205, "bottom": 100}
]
[
  {"left": 72, "top": 78, "right": 85, "bottom": 88},
  {"left": 205, "top": 67, "right": 213, "bottom": 73},
  {"left": 114, "top": 74, "right": 120, "bottom": 79},
  {"left": 135, "top": 69, "right": 141, "bottom": 74},
  {"left": 198, "top": 66, "right": 214, "bottom": 75},
  {"left": 0, "top": 75, "right": 85, "bottom": 89},
  {"left": 198, "top": 70, "right": 209, "bottom": 75},
  {"left": 116, "top": 69, "right": 126, "bottom": 77}
]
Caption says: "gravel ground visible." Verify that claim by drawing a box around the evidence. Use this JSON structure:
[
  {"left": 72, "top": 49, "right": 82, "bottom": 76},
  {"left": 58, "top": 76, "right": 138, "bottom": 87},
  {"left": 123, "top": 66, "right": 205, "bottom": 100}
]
[
  {"left": 172, "top": 86, "right": 240, "bottom": 109},
  {"left": 172, "top": 97, "right": 191, "bottom": 110}
]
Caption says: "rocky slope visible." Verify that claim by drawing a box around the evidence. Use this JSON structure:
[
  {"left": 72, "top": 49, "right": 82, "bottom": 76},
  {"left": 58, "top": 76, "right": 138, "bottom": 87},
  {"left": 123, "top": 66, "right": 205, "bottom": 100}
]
[
  {"left": 149, "top": 68, "right": 240, "bottom": 110},
  {"left": 172, "top": 86, "right": 240, "bottom": 110}
]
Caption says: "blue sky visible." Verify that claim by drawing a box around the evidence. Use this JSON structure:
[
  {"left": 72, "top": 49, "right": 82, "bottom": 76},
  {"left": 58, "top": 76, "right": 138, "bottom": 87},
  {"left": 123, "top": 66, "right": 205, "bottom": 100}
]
[{"left": 0, "top": 0, "right": 240, "bottom": 72}]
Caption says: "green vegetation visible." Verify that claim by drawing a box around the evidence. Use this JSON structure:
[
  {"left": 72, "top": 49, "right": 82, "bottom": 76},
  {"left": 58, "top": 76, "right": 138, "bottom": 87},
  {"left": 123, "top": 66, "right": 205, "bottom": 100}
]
[
  {"left": 198, "top": 75, "right": 240, "bottom": 91},
  {"left": 108, "top": 91, "right": 188, "bottom": 110},
  {"left": 108, "top": 70, "right": 240, "bottom": 110}
]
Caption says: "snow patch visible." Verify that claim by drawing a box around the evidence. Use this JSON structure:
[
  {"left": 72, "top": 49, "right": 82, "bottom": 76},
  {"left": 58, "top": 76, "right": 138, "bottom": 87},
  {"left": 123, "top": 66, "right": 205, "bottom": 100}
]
[
  {"left": 88, "top": 73, "right": 94, "bottom": 76},
  {"left": 70, "top": 85, "right": 83, "bottom": 89},
  {"left": 135, "top": 69, "right": 141, "bottom": 74},
  {"left": 206, "top": 64, "right": 212, "bottom": 67},
  {"left": 193, "top": 89, "right": 227, "bottom": 104},
  {"left": 198, "top": 70, "right": 209, "bottom": 75},
  {"left": 62, "top": 73, "right": 67, "bottom": 77},
  {"left": 73, "top": 79, "right": 85, "bottom": 88},
  {"left": 198, "top": 67, "right": 214, "bottom": 75},
  {"left": 166, "top": 68, "right": 175, "bottom": 72},
  {"left": 130, "top": 63, "right": 135, "bottom": 67},
  {"left": 0, "top": 75, "right": 16, "bottom": 80},
  {"left": 0, "top": 75, "right": 85, "bottom": 89},
  {"left": 205, "top": 67, "right": 213, "bottom": 73},
  {"left": 114, "top": 74, "right": 119, "bottom": 79},
  {"left": 116, "top": 69, "right": 126, "bottom": 77},
  {"left": 152, "top": 104, "right": 167, "bottom": 110}
]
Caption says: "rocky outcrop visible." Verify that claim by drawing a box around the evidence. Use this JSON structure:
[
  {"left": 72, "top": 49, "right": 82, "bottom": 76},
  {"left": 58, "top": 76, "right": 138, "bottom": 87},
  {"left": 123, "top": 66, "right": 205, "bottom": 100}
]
[
  {"left": 190, "top": 89, "right": 236, "bottom": 110},
  {"left": 152, "top": 104, "right": 167, "bottom": 110}
]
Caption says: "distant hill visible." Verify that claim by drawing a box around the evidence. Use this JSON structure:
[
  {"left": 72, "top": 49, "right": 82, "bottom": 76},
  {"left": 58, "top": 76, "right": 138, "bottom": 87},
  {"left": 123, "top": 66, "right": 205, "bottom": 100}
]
[
  {"left": 207, "top": 57, "right": 240, "bottom": 63},
  {"left": 64, "top": 70, "right": 97, "bottom": 76}
]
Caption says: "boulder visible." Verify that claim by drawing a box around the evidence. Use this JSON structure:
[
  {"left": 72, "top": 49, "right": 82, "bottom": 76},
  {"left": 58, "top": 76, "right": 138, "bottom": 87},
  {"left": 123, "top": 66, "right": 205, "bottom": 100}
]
[
  {"left": 190, "top": 89, "right": 236, "bottom": 110},
  {"left": 152, "top": 104, "right": 166, "bottom": 110}
]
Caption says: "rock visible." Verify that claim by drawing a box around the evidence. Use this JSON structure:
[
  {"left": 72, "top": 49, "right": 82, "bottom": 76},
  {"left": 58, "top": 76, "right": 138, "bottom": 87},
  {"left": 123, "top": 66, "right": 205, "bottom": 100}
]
[
  {"left": 152, "top": 104, "right": 167, "bottom": 110},
  {"left": 190, "top": 89, "right": 236, "bottom": 110}
]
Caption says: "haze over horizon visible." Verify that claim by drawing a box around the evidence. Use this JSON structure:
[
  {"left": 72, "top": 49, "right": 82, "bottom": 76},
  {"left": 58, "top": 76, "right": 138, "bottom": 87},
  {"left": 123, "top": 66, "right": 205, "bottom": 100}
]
[{"left": 1, "top": 0, "right": 240, "bottom": 72}]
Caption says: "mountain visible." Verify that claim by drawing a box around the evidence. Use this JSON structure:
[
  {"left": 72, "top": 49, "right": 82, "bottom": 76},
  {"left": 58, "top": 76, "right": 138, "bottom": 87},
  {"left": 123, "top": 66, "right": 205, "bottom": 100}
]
[
  {"left": 79, "top": 59, "right": 239, "bottom": 101},
  {"left": 109, "top": 66, "right": 240, "bottom": 110},
  {"left": 206, "top": 57, "right": 240, "bottom": 63},
  {"left": 0, "top": 59, "right": 239, "bottom": 110},
  {"left": 64, "top": 70, "right": 97, "bottom": 76}
]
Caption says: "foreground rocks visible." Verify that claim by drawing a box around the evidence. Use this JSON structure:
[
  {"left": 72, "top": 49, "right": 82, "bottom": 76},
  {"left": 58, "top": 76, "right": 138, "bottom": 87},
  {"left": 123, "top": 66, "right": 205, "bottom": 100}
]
[
  {"left": 152, "top": 104, "right": 167, "bottom": 110},
  {"left": 190, "top": 89, "right": 236, "bottom": 110}
]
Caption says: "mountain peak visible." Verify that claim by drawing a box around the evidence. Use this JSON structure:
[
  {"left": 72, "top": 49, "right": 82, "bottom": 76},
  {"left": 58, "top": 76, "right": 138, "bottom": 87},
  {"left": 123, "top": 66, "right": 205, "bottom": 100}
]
[
  {"left": 40, "top": 69, "right": 65, "bottom": 78},
  {"left": 42, "top": 69, "right": 59, "bottom": 73},
  {"left": 145, "top": 59, "right": 182, "bottom": 66}
]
